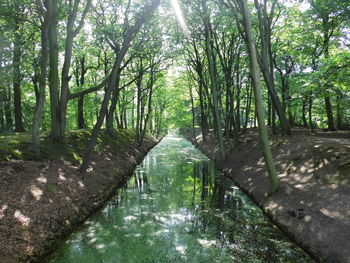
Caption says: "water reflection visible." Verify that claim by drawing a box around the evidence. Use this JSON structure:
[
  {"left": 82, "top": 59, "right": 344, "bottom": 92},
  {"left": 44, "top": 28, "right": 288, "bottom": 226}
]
[{"left": 47, "top": 135, "right": 313, "bottom": 263}]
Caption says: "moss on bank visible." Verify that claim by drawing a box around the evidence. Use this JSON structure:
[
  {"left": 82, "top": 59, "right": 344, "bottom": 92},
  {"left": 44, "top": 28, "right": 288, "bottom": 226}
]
[{"left": 0, "top": 129, "right": 137, "bottom": 163}]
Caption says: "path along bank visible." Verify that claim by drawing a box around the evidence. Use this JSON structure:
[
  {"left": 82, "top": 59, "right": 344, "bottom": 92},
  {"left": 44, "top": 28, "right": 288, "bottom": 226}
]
[
  {"left": 186, "top": 130, "right": 350, "bottom": 263},
  {"left": 0, "top": 130, "right": 160, "bottom": 263}
]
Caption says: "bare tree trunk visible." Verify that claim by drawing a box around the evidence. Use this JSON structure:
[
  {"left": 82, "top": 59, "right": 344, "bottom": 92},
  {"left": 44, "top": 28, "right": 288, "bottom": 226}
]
[
  {"left": 324, "top": 96, "right": 336, "bottom": 131},
  {"left": 77, "top": 95, "right": 86, "bottom": 129},
  {"left": 253, "top": 0, "right": 291, "bottom": 136},
  {"left": 32, "top": 1, "right": 50, "bottom": 156},
  {"left": 140, "top": 84, "right": 154, "bottom": 144},
  {"left": 189, "top": 84, "right": 196, "bottom": 141},
  {"left": 106, "top": 75, "right": 121, "bottom": 134},
  {"left": 336, "top": 92, "right": 342, "bottom": 130},
  {"left": 302, "top": 98, "right": 308, "bottom": 127},
  {"left": 4, "top": 86, "right": 13, "bottom": 131},
  {"left": 13, "top": 20, "right": 25, "bottom": 132},
  {"left": 48, "top": 0, "right": 60, "bottom": 142},
  {"left": 240, "top": 0, "right": 279, "bottom": 192},
  {"left": 201, "top": 0, "right": 225, "bottom": 160},
  {"left": 79, "top": 0, "right": 161, "bottom": 175},
  {"left": 308, "top": 92, "right": 314, "bottom": 134},
  {"left": 59, "top": 0, "right": 92, "bottom": 142},
  {"left": 244, "top": 83, "right": 252, "bottom": 130}
]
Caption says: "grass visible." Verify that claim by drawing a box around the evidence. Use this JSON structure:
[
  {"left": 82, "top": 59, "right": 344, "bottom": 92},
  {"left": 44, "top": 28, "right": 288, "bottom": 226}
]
[{"left": 0, "top": 129, "right": 137, "bottom": 164}]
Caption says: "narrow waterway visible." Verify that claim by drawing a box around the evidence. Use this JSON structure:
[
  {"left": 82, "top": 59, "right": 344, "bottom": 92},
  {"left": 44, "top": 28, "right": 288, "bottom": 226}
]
[{"left": 47, "top": 134, "right": 312, "bottom": 263}]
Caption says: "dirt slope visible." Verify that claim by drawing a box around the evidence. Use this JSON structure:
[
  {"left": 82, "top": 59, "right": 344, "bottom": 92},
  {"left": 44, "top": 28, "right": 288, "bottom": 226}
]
[
  {"left": 190, "top": 130, "right": 350, "bottom": 263},
  {"left": 0, "top": 134, "right": 159, "bottom": 263}
]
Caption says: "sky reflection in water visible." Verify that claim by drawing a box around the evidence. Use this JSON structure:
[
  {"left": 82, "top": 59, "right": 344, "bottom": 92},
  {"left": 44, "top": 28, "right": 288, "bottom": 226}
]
[{"left": 47, "top": 134, "right": 313, "bottom": 263}]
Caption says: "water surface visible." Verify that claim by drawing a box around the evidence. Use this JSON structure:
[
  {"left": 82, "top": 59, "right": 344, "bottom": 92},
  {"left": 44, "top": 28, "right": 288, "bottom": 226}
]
[{"left": 48, "top": 134, "right": 312, "bottom": 263}]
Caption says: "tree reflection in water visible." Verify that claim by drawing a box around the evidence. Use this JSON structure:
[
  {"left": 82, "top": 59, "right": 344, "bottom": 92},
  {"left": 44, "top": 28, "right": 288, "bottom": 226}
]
[{"left": 46, "top": 135, "right": 312, "bottom": 263}]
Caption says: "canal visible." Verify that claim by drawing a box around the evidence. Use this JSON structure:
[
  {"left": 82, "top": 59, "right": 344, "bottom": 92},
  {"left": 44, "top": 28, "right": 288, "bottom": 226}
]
[{"left": 47, "top": 134, "right": 312, "bottom": 262}]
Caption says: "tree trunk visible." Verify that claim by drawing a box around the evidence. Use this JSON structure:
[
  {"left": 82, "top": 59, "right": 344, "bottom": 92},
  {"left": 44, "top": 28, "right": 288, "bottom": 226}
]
[
  {"left": 336, "top": 93, "right": 342, "bottom": 130},
  {"left": 302, "top": 98, "right": 308, "bottom": 127},
  {"left": 32, "top": 3, "right": 49, "bottom": 156},
  {"left": 272, "top": 103, "right": 276, "bottom": 134},
  {"left": 48, "top": 0, "right": 60, "bottom": 142},
  {"left": 267, "top": 96, "right": 271, "bottom": 126},
  {"left": 244, "top": 83, "right": 252, "bottom": 130},
  {"left": 240, "top": 0, "right": 279, "bottom": 192},
  {"left": 308, "top": 93, "right": 314, "bottom": 134},
  {"left": 4, "top": 86, "right": 13, "bottom": 131},
  {"left": 106, "top": 75, "right": 121, "bottom": 134},
  {"left": 202, "top": 0, "right": 225, "bottom": 160},
  {"left": 198, "top": 69, "right": 209, "bottom": 141},
  {"left": 135, "top": 79, "right": 142, "bottom": 142},
  {"left": 253, "top": 0, "right": 291, "bottom": 136},
  {"left": 140, "top": 84, "right": 154, "bottom": 144},
  {"left": 59, "top": 0, "right": 92, "bottom": 142},
  {"left": 77, "top": 95, "right": 86, "bottom": 129},
  {"left": 13, "top": 20, "right": 25, "bottom": 132},
  {"left": 235, "top": 68, "right": 242, "bottom": 132},
  {"left": 189, "top": 84, "right": 196, "bottom": 141},
  {"left": 0, "top": 88, "right": 5, "bottom": 131},
  {"left": 79, "top": 0, "right": 161, "bottom": 175},
  {"left": 324, "top": 96, "right": 336, "bottom": 131}
]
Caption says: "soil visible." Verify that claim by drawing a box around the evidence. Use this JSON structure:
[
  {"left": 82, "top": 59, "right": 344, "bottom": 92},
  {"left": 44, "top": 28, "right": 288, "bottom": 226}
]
[
  {"left": 188, "top": 128, "right": 350, "bottom": 263},
  {"left": 0, "top": 136, "right": 159, "bottom": 263}
]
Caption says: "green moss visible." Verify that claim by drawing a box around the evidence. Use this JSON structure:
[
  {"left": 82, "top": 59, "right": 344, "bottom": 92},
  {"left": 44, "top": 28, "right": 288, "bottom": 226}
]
[
  {"left": 47, "top": 185, "right": 58, "bottom": 193},
  {"left": 0, "top": 129, "right": 140, "bottom": 163}
]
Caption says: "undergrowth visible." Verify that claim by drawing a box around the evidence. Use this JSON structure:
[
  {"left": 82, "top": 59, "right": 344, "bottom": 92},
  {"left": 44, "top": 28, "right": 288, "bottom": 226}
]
[{"left": 0, "top": 128, "right": 137, "bottom": 164}]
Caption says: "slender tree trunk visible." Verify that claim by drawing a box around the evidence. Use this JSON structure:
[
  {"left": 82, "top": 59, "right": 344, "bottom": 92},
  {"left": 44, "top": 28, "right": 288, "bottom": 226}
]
[
  {"left": 272, "top": 103, "right": 276, "bottom": 134},
  {"left": 189, "top": 84, "right": 196, "bottom": 141},
  {"left": 4, "top": 86, "right": 13, "bottom": 131},
  {"left": 302, "top": 98, "right": 308, "bottom": 127},
  {"left": 322, "top": 16, "right": 336, "bottom": 132},
  {"left": 59, "top": 32, "right": 75, "bottom": 142},
  {"left": 253, "top": 0, "right": 291, "bottom": 136},
  {"left": 106, "top": 75, "right": 121, "bottom": 134},
  {"left": 324, "top": 96, "right": 336, "bottom": 131},
  {"left": 202, "top": 0, "right": 225, "bottom": 160},
  {"left": 48, "top": 0, "right": 60, "bottom": 142},
  {"left": 13, "top": 21, "right": 25, "bottom": 132},
  {"left": 336, "top": 93, "right": 342, "bottom": 130},
  {"left": 198, "top": 72, "right": 208, "bottom": 141},
  {"left": 59, "top": 0, "right": 92, "bottom": 142},
  {"left": 0, "top": 104, "right": 4, "bottom": 132},
  {"left": 240, "top": 0, "right": 279, "bottom": 192},
  {"left": 140, "top": 84, "right": 154, "bottom": 144},
  {"left": 79, "top": 0, "right": 160, "bottom": 175},
  {"left": 244, "top": 82, "right": 252, "bottom": 130},
  {"left": 0, "top": 88, "right": 5, "bottom": 131},
  {"left": 135, "top": 79, "right": 142, "bottom": 142},
  {"left": 267, "top": 96, "right": 271, "bottom": 126},
  {"left": 235, "top": 69, "right": 242, "bottom": 132},
  {"left": 77, "top": 95, "right": 86, "bottom": 129},
  {"left": 32, "top": 4, "right": 49, "bottom": 156},
  {"left": 286, "top": 79, "right": 294, "bottom": 127},
  {"left": 308, "top": 93, "right": 314, "bottom": 134}
]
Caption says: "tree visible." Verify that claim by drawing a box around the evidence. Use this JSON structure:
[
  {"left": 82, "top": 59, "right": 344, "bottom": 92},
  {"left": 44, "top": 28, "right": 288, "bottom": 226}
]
[
  {"left": 79, "top": 0, "right": 161, "bottom": 175},
  {"left": 31, "top": 0, "right": 50, "bottom": 156},
  {"left": 235, "top": 0, "right": 280, "bottom": 192},
  {"left": 200, "top": 0, "right": 226, "bottom": 160}
]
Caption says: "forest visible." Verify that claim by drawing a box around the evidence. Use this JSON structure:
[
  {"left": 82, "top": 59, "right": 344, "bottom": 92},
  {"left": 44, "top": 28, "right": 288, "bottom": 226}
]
[
  {"left": 0, "top": 0, "right": 350, "bottom": 262},
  {"left": 0, "top": 0, "right": 349, "bottom": 171}
]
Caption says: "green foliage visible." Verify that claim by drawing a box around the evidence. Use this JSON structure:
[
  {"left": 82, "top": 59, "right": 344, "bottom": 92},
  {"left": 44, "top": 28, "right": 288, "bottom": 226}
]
[
  {"left": 0, "top": 0, "right": 349, "bottom": 154},
  {"left": 163, "top": 70, "right": 193, "bottom": 132}
]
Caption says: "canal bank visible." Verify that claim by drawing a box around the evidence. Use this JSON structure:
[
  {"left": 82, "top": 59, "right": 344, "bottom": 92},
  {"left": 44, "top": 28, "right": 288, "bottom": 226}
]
[
  {"left": 46, "top": 135, "right": 312, "bottom": 263},
  {"left": 186, "top": 131, "right": 350, "bottom": 263},
  {"left": 0, "top": 131, "right": 160, "bottom": 263}
]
